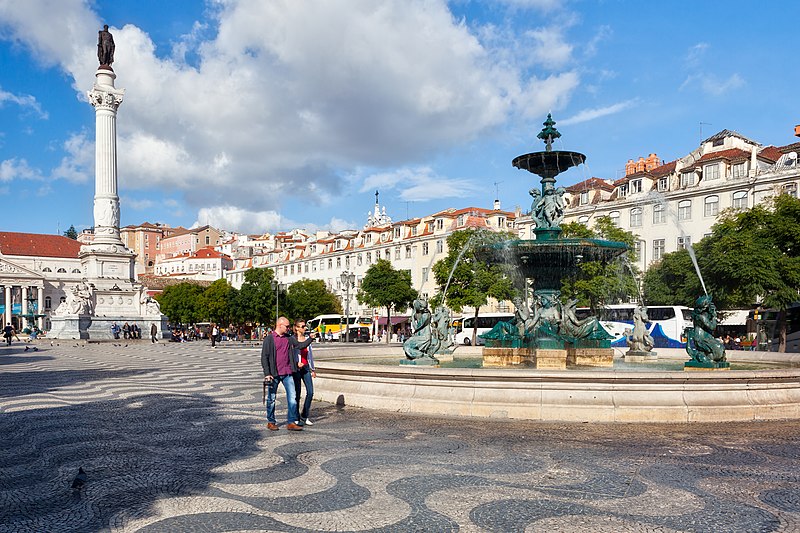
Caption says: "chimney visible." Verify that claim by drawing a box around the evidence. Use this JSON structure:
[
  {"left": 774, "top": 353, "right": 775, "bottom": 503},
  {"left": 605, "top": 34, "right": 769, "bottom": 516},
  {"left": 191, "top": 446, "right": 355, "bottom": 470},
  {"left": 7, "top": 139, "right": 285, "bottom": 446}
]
[
  {"left": 493, "top": 199, "right": 501, "bottom": 210},
  {"left": 795, "top": 125, "right": 800, "bottom": 138}
]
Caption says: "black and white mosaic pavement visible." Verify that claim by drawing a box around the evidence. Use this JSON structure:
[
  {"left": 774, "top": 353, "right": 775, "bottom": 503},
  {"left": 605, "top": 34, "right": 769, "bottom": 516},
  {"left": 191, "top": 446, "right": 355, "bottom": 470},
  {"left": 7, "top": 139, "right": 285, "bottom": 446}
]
[{"left": 2, "top": 340, "right": 800, "bottom": 532}]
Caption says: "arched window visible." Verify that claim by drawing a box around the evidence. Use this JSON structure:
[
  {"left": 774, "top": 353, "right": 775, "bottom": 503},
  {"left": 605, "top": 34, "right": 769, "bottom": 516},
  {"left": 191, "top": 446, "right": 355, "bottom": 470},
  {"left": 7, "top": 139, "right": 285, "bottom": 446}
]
[
  {"left": 608, "top": 211, "right": 620, "bottom": 226},
  {"left": 732, "top": 191, "right": 748, "bottom": 210},
  {"left": 42, "top": 267, "right": 52, "bottom": 272},
  {"left": 678, "top": 200, "right": 692, "bottom": 221},
  {"left": 653, "top": 204, "right": 665, "bottom": 224},
  {"left": 57, "top": 268, "right": 67, "bottom": 273},
  {"left": 704, "top": 195, "right": 719, "bottom": 217},
  {"left": 71, "top": 268, "right": 81, "bottom": 273},
  {"left": 629, "top": 207, "right": 643, "bottom": 227}
]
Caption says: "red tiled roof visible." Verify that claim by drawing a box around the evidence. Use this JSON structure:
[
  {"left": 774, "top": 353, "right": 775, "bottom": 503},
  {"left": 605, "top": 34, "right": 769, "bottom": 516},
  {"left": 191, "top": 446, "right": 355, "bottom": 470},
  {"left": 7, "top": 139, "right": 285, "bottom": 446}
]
[
  {"left": 758, "top": 146, "right": 783, "bottom": 162},
  {"left": 779, "top": 142, "right": 800, "bottom": 153},
  {"left": 566, "top": 177, "right": 614, "bottom": 193},
  {"left": 648, "top": 160, "right": 677, "bottom": 178},
  {"left": 696, "top": 148, "right": 750, "bottom": 163},
  {"left": 0, "top": 232, "right": 82, "bottom": 258}
]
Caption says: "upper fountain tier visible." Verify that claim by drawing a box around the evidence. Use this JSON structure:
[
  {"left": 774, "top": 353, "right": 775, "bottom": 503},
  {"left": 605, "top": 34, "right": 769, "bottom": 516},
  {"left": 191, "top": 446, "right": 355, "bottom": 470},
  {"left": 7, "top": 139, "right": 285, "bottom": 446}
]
[{"left": 512, "top": 113, "right": 586, "bottom": 181}]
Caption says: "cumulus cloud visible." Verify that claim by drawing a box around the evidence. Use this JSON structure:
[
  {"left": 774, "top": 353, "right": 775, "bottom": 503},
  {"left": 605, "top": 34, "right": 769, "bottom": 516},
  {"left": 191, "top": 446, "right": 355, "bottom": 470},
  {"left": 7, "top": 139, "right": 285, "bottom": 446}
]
[
  {"left": 0, "top": 158, "right": 44, "bottom": 181},
  {"left": 192, "top": 205, "right": 357, "bottom": 235},
  {"left": 358, "top": 166, "right": 481, "bottom": 202},
  {"left": 0, "top": 0, "right": 584, "bottom": 219}
]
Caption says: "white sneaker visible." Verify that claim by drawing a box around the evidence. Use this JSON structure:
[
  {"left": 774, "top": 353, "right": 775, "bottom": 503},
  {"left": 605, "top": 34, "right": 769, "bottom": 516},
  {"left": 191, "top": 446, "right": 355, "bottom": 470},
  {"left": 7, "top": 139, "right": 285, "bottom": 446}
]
[{"left": 303, "top": 418, "right": 314, "bottom": 426}]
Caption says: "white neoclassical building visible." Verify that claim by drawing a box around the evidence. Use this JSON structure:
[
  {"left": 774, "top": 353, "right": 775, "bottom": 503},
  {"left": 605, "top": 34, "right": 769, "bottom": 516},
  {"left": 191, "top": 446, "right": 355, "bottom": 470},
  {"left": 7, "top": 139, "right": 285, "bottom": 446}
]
[
  {"left": 225, "top": 197, "right": 518, "bottom": 318},
  {"left": 0, "top": 232, "right": 86, "bottom": 331},
  {"left": 517, "top": 128, "right": 800, "bottom": 273}
]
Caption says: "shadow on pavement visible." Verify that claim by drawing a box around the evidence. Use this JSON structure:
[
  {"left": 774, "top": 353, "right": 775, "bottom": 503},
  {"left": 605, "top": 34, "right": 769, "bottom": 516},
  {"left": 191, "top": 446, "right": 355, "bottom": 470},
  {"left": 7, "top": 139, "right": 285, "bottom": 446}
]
[{"left": 0, "top": 392, "right": 263, "bottom": 532}]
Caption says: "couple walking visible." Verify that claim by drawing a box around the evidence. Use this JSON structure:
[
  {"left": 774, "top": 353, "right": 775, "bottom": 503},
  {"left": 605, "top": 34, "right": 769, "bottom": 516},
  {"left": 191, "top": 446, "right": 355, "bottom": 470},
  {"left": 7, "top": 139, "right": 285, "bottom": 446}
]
[{"left": 260, "top": 317, "right": 316, "bottom": 431}]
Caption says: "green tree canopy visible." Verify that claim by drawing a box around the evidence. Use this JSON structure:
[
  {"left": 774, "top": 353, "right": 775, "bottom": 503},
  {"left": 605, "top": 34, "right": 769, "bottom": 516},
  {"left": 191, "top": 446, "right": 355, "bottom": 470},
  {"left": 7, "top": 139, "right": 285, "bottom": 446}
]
[
  {"left": 357, "top": 258, "right": 417, "bottom": 343},
  {"left": 432, "top": 229, "right": 515, "bottom": 345},
  {"left": 642, "top": 248, "right": 703, "bottom": 306},
  {"left": 199, "top": 279, "right": 237, "bottom": 324},
  {"left": 284, "top": 279, "right": 342, "bottom": 321},
  {"left": 155, "top": 282, "right": 205, "bottom": 324},
  {"left": 63, "top": 225, "right": 78, "bottom": 240},
  {"left": 234, "top": 267, "right": 277, "bottom": 325},
  {"left": 560, "top": 216, "right": 639, "bottom": 311}
]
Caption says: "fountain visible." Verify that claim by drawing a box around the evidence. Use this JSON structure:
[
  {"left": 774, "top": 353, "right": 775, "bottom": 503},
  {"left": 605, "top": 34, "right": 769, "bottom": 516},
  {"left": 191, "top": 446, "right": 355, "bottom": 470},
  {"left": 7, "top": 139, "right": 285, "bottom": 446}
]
[{"left": 478, "top": 115, "right": 628, "bottom": 369}]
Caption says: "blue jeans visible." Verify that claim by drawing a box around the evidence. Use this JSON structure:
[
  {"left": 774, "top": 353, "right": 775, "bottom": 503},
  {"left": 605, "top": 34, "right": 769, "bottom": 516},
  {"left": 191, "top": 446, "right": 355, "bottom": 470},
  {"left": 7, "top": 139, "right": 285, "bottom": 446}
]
[
  {"left": 266, "top": 374, "right": 299, "bottom": 424},
  {"left": 293, "top": 368, "right": 314, "bottom": 421}
]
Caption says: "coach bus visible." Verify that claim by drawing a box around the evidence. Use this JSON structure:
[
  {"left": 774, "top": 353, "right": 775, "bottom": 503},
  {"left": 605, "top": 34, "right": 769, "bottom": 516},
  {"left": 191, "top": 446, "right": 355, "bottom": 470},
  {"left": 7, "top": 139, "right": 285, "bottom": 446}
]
[
  {"left": 576, "top": 304, "right": 691, "bottom": 347},
  {"left": 307, "top": 314, "right": 373, "bottom": 341}
]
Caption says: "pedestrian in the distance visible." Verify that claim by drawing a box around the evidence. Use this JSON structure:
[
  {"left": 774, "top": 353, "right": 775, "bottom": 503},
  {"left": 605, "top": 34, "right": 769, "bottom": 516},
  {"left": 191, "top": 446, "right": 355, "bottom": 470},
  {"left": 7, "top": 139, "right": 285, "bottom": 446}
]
[{"left": 150, "top": 323, "right": 158, "bottom": 343}]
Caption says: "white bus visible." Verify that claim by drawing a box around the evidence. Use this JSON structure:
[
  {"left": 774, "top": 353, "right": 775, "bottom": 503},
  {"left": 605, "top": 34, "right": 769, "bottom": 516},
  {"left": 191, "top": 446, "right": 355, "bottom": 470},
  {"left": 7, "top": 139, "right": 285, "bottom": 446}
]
[
  {"left": 307, "top": 314, "right": 373, "bottom": 341},
  {"left": 576, "top": 304, "right": 691, "bottom": 346},
  {"left": 455, "top": 313, "right": 514, "bottom": 346}
]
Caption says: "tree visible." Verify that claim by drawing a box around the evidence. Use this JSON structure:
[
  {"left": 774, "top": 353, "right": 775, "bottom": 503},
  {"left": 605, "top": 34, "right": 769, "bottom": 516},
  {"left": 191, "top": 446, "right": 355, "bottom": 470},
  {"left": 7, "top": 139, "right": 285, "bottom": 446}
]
[
  {"left": 358, "top": 259, "right": 417, "bottom": 343},
  {"left": 700, "top": 195, "right": 800, "bottom": 351},
  {"left": 63, "top": 225, "right": 78, "bottom": 240},
  {"left": 560, "top": 217, "right": 640, "bottom": 311},
  {"left": 155, "top": 282, "right": 205, "bottom": 324},
  {"left": 199, "top": 279, "right": 237, "bottom": 324},
  {"left": 432, "top": 229, "right": 515, "bottom": 345},
  {"left": 642, "top": 248, "right": 703, "bottom": 306},
  {"left": 234, "top": 268, "right": 277, "bottom": 325},
  {"left": 284, "top": 279, "right": 341, "bottom": 321}
]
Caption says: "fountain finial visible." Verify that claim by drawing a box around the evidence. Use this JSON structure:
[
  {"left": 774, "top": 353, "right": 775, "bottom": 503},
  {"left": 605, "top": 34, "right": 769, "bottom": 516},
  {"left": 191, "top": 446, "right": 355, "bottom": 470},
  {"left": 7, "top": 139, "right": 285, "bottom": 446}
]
[{"left": 537, "top": 113, "right": 561, "bottom": 152}]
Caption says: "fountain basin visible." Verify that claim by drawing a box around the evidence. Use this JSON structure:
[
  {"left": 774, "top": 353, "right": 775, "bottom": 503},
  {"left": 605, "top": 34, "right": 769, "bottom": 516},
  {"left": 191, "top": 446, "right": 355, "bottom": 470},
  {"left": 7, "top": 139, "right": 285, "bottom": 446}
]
[
  {"left": 512, "top": 150, "right": 585, "bottom": 177},
  {"left": 313, "top": 348, "right": 800, "bottom": 423}
]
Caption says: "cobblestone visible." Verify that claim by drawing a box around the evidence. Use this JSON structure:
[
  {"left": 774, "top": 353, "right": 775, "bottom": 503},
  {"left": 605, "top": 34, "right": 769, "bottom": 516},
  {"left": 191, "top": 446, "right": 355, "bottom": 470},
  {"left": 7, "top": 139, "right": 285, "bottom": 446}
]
[{"left": 1, "top": 341, "right": 800, "bottom": 531}]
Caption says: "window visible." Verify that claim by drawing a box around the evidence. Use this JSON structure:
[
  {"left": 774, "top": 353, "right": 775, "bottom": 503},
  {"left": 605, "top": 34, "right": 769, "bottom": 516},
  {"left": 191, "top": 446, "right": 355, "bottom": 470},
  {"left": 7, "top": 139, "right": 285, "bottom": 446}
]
[
  {"left": 336, "top": 257, "right": 341, "bottom": 268},
  {"left": 395, "top": 246, "right": 401, "bottom": 260},
  {"left": 385, "top": 249, "right": 391, "bottom": 260},
  {"left": 45, "top": 296, "right": 51, "bottom": 309},
  {"left": 497, "top": 217, "right": 505, "bottom": 227},
  {"left": 705, "top": 164, "right": 720, "bottom": 180},
  {"left": 422, "top": 242, "right": 429, "bottom": 255},
  {"left": 290, "top": 265, "right": 295, "bottom": 275},
  {"left": 732, "top": 162, "right": 746, "bottom": 178},
  {"left": 630, "top": 179, "right": 642, "bottom": 193},
  {"left": 678, "top": 236, "right": 692, "bottom": 250},
  {"left": 436, "top": 239, "right": 444, "bottom": 254},
  {"left": 658, "top": 177, "right": 668, "bottom": 191},
  {"left": 405, "top": 246, "right": 412, "bottom": 259},
  {"left": 580, "top": 191, "right": 589, "bottom": 205},
  {"left": 328, "top": 258, "right": 333, "bottom": 269},
  {"left": 783, "top": 183, "right": 798, "bottom": 198},
  {"left": 71, "top": 268, "right": 81, "bottom": 273},
  {"left": 365, "top": 234, "right": 372, "bottom": 243},
  {"left": 205, "top": 235, "right": 210, "bottom": 245},
  {"left": 345, "top": 256, "right": 350, "bottom": 268},
  {"left": 681, "top": 172, "right": 695, "bottom": 187},
  {"left": 457, "top": 215, "right": 465, "bottom": 226},
  {"left": 422, "top": 267, "right": 429, "bottom": 282},
  {"left": 633, "top": 240, "right": 642, "bottom": 260},
  {"left": 653, "top": 204, "right": 666, "bottom": 224},
  {"left": 578, "top": 216, "right": 589, "bottom": 225},
  {"left": 312, "top": 261, "right": 317, "bottom": 272},
  {"left": 436, "top": 219, "right": 444, "bottom": 230},
  {"left": 356, "top": 254, "right": 363, "bottom": 266},
  {"left": 653, "top": 239, "right": 665, "bottom": 261},
  {"left": 394, "top": 227, "right": 401, "bottom": 238},
  {"left": 57, "top": 268, "right": 67, "bottom": 273},
  {"left": 678, "top": 200, "right": 691, "bottom": 221},
  {"left": 366, "top": 252, "right": 372, "bottom": 264},
  {"left": 411, "top": 226, "right": 418, "bottom": 236},
  {"left": 629, "top": 207, "right": 642, "bottom": 227},
  {"left": 704, "top": 195, "right": 719, "bottom": 217},
  {"left": 304, "top": 263, "right": 309, "bottom": 273},
  {"left": 609, "top": 211, "right": 620, "bottom": 226},
  {"left": 732, "top": 191, "right": 748, "bottom": 210},
  {"left": 617, "top": 184, "right": 628, "bottom": 197}
]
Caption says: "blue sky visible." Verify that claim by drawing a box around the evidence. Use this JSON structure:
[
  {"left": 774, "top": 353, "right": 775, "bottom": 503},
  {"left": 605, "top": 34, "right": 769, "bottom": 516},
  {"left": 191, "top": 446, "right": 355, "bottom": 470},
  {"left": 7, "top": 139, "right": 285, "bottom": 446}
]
[{"left": 1, "top": 0, "right": 798, "bottom": 236}]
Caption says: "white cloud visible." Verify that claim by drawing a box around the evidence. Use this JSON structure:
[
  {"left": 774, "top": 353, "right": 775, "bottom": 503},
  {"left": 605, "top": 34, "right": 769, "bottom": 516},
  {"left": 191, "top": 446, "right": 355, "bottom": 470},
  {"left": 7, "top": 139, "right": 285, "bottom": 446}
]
[
  {"left": 0, "top": 158, "right": 44, "bottom": 181},
  {"left": 121, "top": 197, "right": 155, "bottom": 210},
  {"left": 192, "top": 205, "right": 357, "bottom": 235},
  {"left": 0, "top": 87, "right": 48, "bottom": 118},
  {"left": 51, "top": 132, "right": 93, "bottom": 183},
  {"left": 701, "top": 73, "right": 745, "bottom": 96},
  {"left": 559, "top": 99, "right": 639, "bottom": 126},
  {"left": 0, "top": 0, "right": 583, "bottom": 216},
  {"left": 358, "top": 166, "right": 480, "bottom": 202},
  {"left": 686, "top": 42, "right": 709, "bottom": 65}
]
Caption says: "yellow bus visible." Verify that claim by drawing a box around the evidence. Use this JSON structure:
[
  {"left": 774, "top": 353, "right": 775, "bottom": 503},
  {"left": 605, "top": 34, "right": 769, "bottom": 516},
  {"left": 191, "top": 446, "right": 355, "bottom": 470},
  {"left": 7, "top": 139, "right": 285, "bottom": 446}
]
[{"left": 307, "top": 314, "right": 373, "bottom": 341}]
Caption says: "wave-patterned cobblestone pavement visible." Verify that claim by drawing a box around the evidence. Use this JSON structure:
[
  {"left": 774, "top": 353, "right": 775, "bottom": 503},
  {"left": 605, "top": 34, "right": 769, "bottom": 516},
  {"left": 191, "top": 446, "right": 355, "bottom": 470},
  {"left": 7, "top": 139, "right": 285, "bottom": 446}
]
[{"left": 1, "top": 341, "right": 800, "bottom": 532}]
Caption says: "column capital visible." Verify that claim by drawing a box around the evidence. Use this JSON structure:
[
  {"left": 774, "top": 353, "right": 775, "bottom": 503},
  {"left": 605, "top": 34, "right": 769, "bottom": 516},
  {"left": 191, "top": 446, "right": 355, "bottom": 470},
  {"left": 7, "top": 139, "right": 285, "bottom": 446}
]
[{"left": 88, "top": 87, "right": 124, "bottom": 111}]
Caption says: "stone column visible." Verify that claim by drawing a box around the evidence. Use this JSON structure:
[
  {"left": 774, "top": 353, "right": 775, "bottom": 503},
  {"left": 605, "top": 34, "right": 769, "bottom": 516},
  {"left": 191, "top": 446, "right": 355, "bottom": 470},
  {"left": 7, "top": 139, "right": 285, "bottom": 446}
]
[
  {"left": 86, "top": 68, "right": 125, "bottom": 250},
  {"left": 37, "top": 287, "right": 44, "bottom": 330},
  {"left": 21, "top": 286, "right": 28, "bottom": 319},
  {"left": 3, "top": 285, "right": 10, "bottom": 326}
]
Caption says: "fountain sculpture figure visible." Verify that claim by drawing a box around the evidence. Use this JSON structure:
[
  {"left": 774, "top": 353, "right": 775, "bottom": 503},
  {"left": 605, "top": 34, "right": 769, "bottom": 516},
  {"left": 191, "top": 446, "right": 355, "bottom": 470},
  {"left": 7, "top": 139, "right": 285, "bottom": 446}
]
[
  {"left": 479, "top": 115, "right": 628, "bottom": 368},
  {"left": 402, "top": 299, "right": 455, "bottom": 364},
  {"left": 684, "top": 295, "right": 729, "bottom": 369}
]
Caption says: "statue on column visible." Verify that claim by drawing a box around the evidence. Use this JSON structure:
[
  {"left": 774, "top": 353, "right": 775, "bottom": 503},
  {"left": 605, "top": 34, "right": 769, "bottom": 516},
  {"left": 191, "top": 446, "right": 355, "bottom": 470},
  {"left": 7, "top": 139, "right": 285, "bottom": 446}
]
[
  {"left": 52, "top": 281, "right": 93, "bottom": 316},
  {"left": 98, "top": 25, "right": 115, "bottom": 66}
]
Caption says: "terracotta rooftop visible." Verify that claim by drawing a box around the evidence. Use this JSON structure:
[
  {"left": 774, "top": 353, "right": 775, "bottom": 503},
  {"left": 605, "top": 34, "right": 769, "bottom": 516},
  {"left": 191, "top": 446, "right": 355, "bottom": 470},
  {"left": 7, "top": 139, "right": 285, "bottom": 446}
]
[
  {"left": 758, "top": 146, "right": 783, "bottom": 162},
  {"left": 0, "top": 232, "right": 82, "bottom": 258},
  {"left": 566, "top": 177, "right": 614, "bottom": 193},
  {"left": 696, "top": 148, "right": 750, "bottom": 163}
]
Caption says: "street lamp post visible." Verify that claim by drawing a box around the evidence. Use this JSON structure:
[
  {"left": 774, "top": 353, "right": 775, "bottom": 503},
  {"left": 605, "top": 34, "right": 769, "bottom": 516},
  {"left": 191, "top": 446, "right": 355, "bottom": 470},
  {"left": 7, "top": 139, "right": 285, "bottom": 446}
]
[
  {"left": 339, "top": 271, "right": 356, "bottom": 342},
  {"left": 271, "top": 279, "right": 285, "bottom": 322}
]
